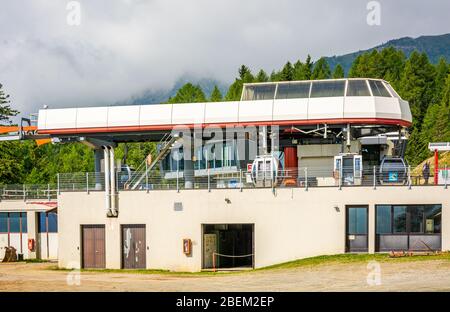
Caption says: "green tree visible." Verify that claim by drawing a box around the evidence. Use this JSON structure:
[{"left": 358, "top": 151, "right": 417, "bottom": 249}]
[
  {"left": 225, "top": 65, "right": 254, "bottom": 101},
  {"left": 311, "top": 57, "right": 331, "bottom": 80},
  {"left": 168, "top": 83, "right": 206, "bottom": 103},
  {"left": 255, "top": 69, "right": 269, "bottom": 82},
  {"left": 279, "top": 61, "right": 294, "bottom": 81},
  {"left": 0, "top": 83, "right": 18, "bottom": 124},
  {"left": 332, "top": 64, "right": 345, "bottom": 78},
  {"left": 209, "top": 85, "right": 223, "bottom": 102},
  {"left": 400, "top": 51, "right": 437, "bottom": 164}
]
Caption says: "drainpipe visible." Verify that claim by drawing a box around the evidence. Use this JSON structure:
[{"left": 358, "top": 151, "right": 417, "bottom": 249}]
[
  {"left": 103, "top": 146, "right": 112, "bottom": 217},
  {"left": 109, "top": 146, "right": 118, "bottom": 216}
]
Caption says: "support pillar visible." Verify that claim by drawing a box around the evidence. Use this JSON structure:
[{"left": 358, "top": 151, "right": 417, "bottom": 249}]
[
  {"left": 26, "top": 211, "right": 39, "bottom": 259},
  {"left": 434, "top": 149, "right": 439, "bottom": 185}
]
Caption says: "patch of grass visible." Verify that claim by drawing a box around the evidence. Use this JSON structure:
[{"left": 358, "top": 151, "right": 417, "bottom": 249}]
[
  {"left": 22, "top": 259, "right": 51, "bottom": 263},
  {"left": 258, "top": 252, "right": 450, "bottom": 271},
  {"left": 46, "top": 252, "right": 450, "bottom": 276}
]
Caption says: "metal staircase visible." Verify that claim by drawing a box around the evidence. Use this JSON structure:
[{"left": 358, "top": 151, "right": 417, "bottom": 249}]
[{"left": 127, "top": 133, "right": 179, "bottom": 190}]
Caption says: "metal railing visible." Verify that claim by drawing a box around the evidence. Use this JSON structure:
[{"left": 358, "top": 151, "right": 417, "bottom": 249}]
[{"left": 1, "top": 165, "right": 448, "bottom": 200}]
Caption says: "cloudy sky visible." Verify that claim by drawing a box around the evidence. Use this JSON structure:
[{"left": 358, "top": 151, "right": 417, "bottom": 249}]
[{"left": 0, "top": 0, "right": 449, "bottom": 118}]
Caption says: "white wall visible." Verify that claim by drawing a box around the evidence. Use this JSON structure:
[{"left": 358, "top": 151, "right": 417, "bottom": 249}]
[{"left": 58, "top": 186, "right": 450, "bottom": 272}]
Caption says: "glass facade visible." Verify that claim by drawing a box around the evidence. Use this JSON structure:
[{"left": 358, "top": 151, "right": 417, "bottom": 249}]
[
  {"left": 242, "top": 79, "right": 395, "bottom": 100},
  {"left": 163, "top": 140, "right": 237, "bottom": 172},
  {"left": 0, "top": 212, "right": 28, "bottom": 233},
  {"left": 376, "top": 205, "right": 442, "bottom": 234},
  {"left": 38, "top": 211, "right": 58, "bottom": 233}
]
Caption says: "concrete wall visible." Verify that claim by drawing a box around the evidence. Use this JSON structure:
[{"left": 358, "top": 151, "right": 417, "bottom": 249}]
[{"left": 58, "top": 186, "right": 450, "bottom": 272}]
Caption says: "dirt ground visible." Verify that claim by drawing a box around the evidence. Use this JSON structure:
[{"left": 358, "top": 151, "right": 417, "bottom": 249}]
[{"left": 0, "top": 260, "right": 449, "bottom": 292}]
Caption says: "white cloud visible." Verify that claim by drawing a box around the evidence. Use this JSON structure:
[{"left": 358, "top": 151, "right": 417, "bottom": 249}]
[{"left": 0, "top": 0, "right": 448, "bottom": 117}]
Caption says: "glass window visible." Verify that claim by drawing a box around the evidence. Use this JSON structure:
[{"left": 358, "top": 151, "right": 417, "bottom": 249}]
[
  {"left": 424, "top": 205, "right": 441, "bottom": 233},
  {"left": 376, "top": 205, "right": 392, "bottom": 234},
  {"left": 8, "top": 213, "right": 20, "bottom": 233},
  {"left": 348, "top": 207, "right": 367, "bottom": 235},
  {"left": 242, "top": 85, "right": 276, "bottom": 101},
  {"left": 275, "top": 83, "right": 290, "bottom": 99},
  {"left": 276, "top": 82, "right": 311, "bottom": 99},
  {"left": 384, "top": 83, "right": 401, "bottom": 99},
  {"left": 47, "top": 212, "right": 58, "bottom": 233},
  {"left": 0, "top": 213, "right": 7, "bottom": 233},
  {"left": 38, "top": 212, "right": 47, "bottom": 233},
  {"left": 393, "top": 206, "right": 407, "bottom": 233},
  {"left": 346, "top": 80, "right": 371, "bottom": 96},
  {"left": 409, "top": 205, "right": 424, "bottom": 233},
  {"left": 368, "top": 80, "right": 391, "bottom": 97},
  {"left": 310, "top": 80, "right": 345, "bottom": 98},
  {"left": 21, "top": 213, "right": 27, "bottom": 233}
]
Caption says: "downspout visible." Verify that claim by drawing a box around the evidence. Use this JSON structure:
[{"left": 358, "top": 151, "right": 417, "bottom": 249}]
[
  {"left": 103, "top": 146, "right": 112, "bottom": 217},
  {"left": 109, "top": 146, "right": 118, "bottom": 216}
]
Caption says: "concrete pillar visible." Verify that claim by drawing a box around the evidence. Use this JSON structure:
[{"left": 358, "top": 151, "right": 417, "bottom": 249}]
[
  {"left": 26, "top": 211, "right": 39, "bottom": 259},
  {"left": 368, "top": 204, "right": 376, "bottom": 254}
]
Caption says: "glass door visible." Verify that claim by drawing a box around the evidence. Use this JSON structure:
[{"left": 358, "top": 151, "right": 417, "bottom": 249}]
[{"left": 346, "top": 206, "right": 368, "bottom": 252}]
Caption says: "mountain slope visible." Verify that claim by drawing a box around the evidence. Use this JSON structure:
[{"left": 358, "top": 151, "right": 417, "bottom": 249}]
[{"left": 326, "top": 33, "right": 450, "bottom": 73}]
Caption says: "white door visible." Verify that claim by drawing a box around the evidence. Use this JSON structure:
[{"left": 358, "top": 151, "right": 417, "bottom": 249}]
[{"left": 203, "top": 234, "right": 217, "bottom": 269}]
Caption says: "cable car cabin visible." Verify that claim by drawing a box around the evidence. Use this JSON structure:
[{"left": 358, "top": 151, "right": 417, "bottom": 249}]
[
  {"left": 251, "top": 155, "right": 282, "bottom": 187},
  {"left": 334, "top": 154, "right": 363, "bottom": 186},
  {"left": 379, "top": 156, "right": 408, "bottom": 185}
]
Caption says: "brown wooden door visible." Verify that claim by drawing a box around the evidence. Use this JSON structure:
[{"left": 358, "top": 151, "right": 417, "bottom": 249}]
[
  {"left": 122, "top": 225, "right": 146, "bottom": 269},
  {"left": 82, "top": 225, "right": 106, "bottom": 269}
]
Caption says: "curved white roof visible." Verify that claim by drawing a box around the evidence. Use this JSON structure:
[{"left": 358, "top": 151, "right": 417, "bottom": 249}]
[{"left": 37, "top": 78, "right": 412, "bottom": 135}]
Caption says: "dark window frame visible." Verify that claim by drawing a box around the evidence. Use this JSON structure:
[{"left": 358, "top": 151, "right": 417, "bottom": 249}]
[{"left": 375, "top": 204, "right": 441, "bottom": 235}]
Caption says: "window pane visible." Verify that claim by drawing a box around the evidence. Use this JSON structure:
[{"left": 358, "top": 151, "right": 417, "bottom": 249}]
[
  {"left": 242, "top": 85, "right": 275, "bottom": 101},
  {"left": 47, "top": 212, "right": 58, "bottom": 233},
  {"left": 393, "top": 206, "right": 407, "bottom": 233},
  {"left": 348, "top": 207, "right": 367, "bottom": 234},
  {"left": 368, "top": 80, "right": 391, "bottom": 97},
  {"left": 38, "top": 212, "right": 47, "bottom": 233},
  {"left": 409, "top": 205, "right": 424, "bottom": 233},
  {"left": 275, "top": 83, "right": 289, "bottom": 99},
  {"left": 376, "top": 205, "right": 392, "bottom": 234},
  {"left": 9, "top": 213, "right": 20, "bottom": 233},
  {"left": 310, "top": 80, "right": 345, "bottom": 98},
  {"left": 385, "top": 83, "right": 401, "bottom": 99},
  {"left": 0, "top": 213, "right": 7, "bottom": 233},
  {"left": 287, "top": 82, "right": 311, "bottom": 99},
  {"left": 424, "top": 204, "right": 441, "bottom": 233},
  {"left": 347, "top": 80, "right": 371, "bottom": 96},
  {"left": 21, "top": 213, "right": 27, "bottom": 233}
]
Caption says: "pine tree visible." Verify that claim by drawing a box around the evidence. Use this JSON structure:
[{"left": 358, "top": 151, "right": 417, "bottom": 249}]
[
  {"left": 225, "top": 66, "right": 254, "bottom": 101},
  {"left": 255, "top": 70, "right": 269, "bottom": 82},
  {"left": 0, "top": 83, "right": 18, "bottom": 125},
  {"left": 168, "top": 83, "right": 206, "bottom": 103},
  {"left": 279, "top": 61, "right": 294, "bottom": 81},
  {"left": 332, "top": 64, "right": 345, "bottom": 78},
  {"left": 311, "top": 57, "right": 331, "bottom": 80},
  {"left": 401, "top": 51, "right": 437, "bottom": 165},
  {"left": 209, "top": 85, "right": 223, "bottom": 102},
  {"left": 303, "top": 55, "right": 313, "bottom": 80}
]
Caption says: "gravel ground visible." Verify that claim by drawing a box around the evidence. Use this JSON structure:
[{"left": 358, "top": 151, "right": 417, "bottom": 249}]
[{"left": 0, "top": 260, "right": 449, "bottom": 292}]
